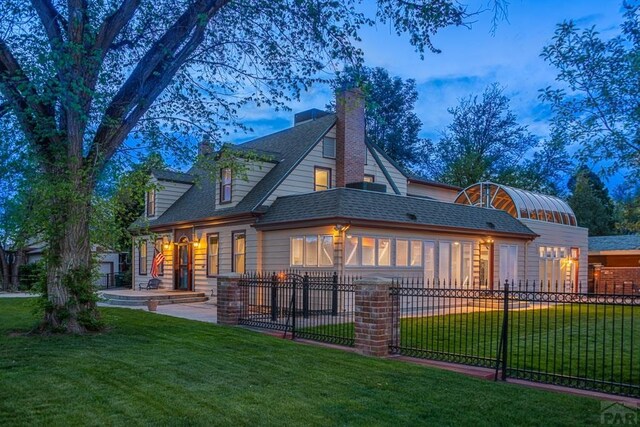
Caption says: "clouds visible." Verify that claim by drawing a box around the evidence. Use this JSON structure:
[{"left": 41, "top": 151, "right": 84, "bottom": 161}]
[{"left": 230, "top": 0, "right": 623, "bottom": 148}]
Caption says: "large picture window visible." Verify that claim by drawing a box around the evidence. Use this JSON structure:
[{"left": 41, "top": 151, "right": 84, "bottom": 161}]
[
  {"left": 220, "top": 168, "right": 232, "bottom": 203},
  {"left": 290, "top": 235, "right": 334, "bottom": 267},
  {"left": 139, "top": 240, "right": 148, "bottom": 275},
  {"left": 232, "top": 231, "right": 246, "bottom": 273},
  {"left": 207, "top": 234, "right": 219, "bottom": 276}
]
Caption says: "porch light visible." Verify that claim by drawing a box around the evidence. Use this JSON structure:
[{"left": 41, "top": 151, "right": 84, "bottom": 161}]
[
  {"left": 163, "top": 236, "right": 171, "bottom": 250},
  {"left": 192, "top": 240, "right": 200, "bottom": 249}
]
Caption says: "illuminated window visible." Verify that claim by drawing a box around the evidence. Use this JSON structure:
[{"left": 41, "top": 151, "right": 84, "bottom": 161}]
[
  {"left": 410, "top": 241, "right": 422, "bottom": 267},
  {"left": 378, "top": 238, "right": 390, "bottom": 266},
  {"left": 500, "top": 244, "right": 518, "bottom": 283},
  {"left": 305, "top": 236, "right": 318, "bottom": 266},
  {"left": 314, "top": 167, "right": 331, "bottom": 191},
  {"left": 362, "top": 237, "right": 375, "bottom": 266},
  {"left": 207, "top": 234, "right": 219, "bottom": 276},
  {"left": 290, "top": 235, "right": 333, "bottom": 267},
  {"left": 220, "top": 168, "right": 232, "bottom": 203},
  {"left": 232, "top": 231, "right": 245, "bottom": 273},
  {"left": 291, "top": 237, "right": 304, "bottom": 266},
  {"left": 139, "top": 240, "right": 147, "bottom": 275},
  {"left": 396, "top": 240, "right": 408, "bottom": 266},
  {"left": 345, "top": 235, "right": 360, "bottom": 266},
  {"left": 364, "top": 174, "right": 375, "bottom": 183},
  {"left": 319, "top": 236, "right": 334, "bottom": 266}
]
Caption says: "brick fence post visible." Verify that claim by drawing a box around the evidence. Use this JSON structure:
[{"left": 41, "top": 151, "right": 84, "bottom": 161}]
[
  {"left": 354, "top": 277, "right": 394, "bottom": 357},
  {"left": 217, "top": 273, "right": 242, "bottom": 325}
]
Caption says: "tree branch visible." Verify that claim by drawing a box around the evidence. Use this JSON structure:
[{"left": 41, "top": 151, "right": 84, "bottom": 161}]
[
  {"left": 87, "top": 0, "right": 230, "bottom": 173},
  {"left": 95, "top": 0, "right": 140, "bottom": 60},
  {"left": 31, "top": 0, "right": 65, "bottom": 52}
]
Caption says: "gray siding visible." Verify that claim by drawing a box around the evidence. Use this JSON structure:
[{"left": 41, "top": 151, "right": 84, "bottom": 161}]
[
  {"left": 407, "top": 182, "right": 458, "bottom": 203},
  {"left": 215, "top": 160, "right": 274, "bottom": 209},
  {"left": 264, "top": 126, "right": 336, "bottom": 206},
  {"left": 520, "top": 219, "right": 589, "bottom": 291},
  {"left": 148, "top": 177, "right": 192, "bottom": 219}
]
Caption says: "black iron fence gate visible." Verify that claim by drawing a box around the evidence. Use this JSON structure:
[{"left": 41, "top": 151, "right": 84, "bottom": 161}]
[{"left": 238, "top": 272, "right": 356, "bottom": 346}]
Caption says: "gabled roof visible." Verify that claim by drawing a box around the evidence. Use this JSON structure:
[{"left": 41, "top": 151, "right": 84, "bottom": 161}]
[
  {"left": 151, "top": 169, "right": 195, "bottom": 184},
  {"left": 135, "top": 114, "right": 337, "bottom": 229},
  {"left": 589, "top": 235, "right": 640, "bottom": 252},
  {"left": 256, "top": 188, "right": 537, "bottom": 238},
  {"left": 365, "top": 142, "right": 461, "bottom": 191}
]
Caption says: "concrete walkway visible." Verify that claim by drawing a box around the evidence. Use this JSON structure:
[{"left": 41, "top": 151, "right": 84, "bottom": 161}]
[
  {"left": 0, "top": 292, "right": 35, "bottom": 298},
  {"left": 97, "top": 300, "right": 217, "bottom": 324}
]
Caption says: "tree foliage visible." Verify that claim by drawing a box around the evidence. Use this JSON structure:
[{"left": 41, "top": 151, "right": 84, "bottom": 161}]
[
  {"left": 567, "top": 167, "right": 615, "bottom": 235},
  {"left": 613, "top": 182, "right": 640, "bottom": 234},
  {"left": 431, "top": 84, "right": 539, "bottom": 188},
  {"left": 0, "top": 0, "right": 491, "bottom": 333},
  {"left": 541, "top": 3, "right": 640, "bottom": 178},
  {"left": 331, "top": 66, "right": 427, "bottom": 169}
]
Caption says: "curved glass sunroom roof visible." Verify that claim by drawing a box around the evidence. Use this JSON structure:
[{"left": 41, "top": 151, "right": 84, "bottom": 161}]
[{"left": 454, "top": 182, "right": 577, "bottom": 226}]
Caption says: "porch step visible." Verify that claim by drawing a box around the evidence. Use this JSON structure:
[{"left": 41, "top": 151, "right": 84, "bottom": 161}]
[{"left": 101, "top": 291, "right": 208, "bottom": 306}]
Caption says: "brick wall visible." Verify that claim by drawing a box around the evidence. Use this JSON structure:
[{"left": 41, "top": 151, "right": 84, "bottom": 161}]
[
  {"left": 593, "top": 265, "right": 640, "bottom": 294},
  {"left": 335, "top": 88, "right": 365, "bottom": 187},
  {"left": 217, "top": 274, "right": 241, "bottom": 325},
  {"left": 354, "top": 278, "right": 395, "bottom": 357}
]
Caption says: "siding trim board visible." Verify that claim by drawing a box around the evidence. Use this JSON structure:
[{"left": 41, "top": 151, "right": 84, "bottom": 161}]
[{"left": 366, "top": 143, "right": 401, "bottom": 195}]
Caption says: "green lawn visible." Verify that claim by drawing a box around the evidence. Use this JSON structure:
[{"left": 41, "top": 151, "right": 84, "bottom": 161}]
[
  {"left": 0, "top": 299, "right": 606, "bottom": 426},
  {"left": 303, "top": 304, "right": 640, "bottom": 391}
]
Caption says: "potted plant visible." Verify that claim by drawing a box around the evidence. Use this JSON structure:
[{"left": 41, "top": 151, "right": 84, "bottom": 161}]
[{"left": 147, "top": 299, "right": 159, "bottom": 312}]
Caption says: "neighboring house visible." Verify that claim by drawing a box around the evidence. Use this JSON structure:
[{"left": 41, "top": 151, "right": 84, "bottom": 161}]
[
  {"left": 131, "top": 89, "right": 588, "bottom": 295},
  {"left": 25, "top": 241, "right": 122, "bottom": 288},
  {"left": 588, "top": 234, "right": 640, "bottom": 294}
]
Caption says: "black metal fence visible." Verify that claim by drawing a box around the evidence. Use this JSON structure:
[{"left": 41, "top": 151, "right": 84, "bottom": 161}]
[
  {"left": 390, "top": 278, "right": 640, "bottom": 398},
  {"left": 95, "top": 273, "right": 116, "bottom": 289},
  {"left": 238, "top": 272, "right": 356, "bottom": 346}
]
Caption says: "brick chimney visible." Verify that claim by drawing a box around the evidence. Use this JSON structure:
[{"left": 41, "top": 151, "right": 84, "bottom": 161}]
[{"left": 335, "top": 88, "right": 365, "bottom": 187}]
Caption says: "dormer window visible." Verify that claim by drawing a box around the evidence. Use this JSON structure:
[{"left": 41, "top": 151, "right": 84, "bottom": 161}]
[
  {"left": 220, "top": 168, "right": 232, "bottom": 203},
  {"left": 146, "top": 189, "right": 156, "bottom": 217},
  {"left": 314, "top": 167, "right": 331, "bottom": 191},
  {"left": 322, "top": 137, "right": 336, "bottom": 159},
  {"left": 364, "top": 174, "right": 375, "bottom": 183}
]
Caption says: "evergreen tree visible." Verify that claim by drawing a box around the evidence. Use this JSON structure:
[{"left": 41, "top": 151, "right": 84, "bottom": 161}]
[{"left": 567, "top": 167, "right": 615, "bottom": 235}]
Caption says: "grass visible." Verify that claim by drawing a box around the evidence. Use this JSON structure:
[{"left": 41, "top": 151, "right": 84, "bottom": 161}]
[
  {"left": 0, "top": 298, "right": 607, "bottom": 426},
  {"left": 302, "top": 304, "right": 640, "bottom": 390}
]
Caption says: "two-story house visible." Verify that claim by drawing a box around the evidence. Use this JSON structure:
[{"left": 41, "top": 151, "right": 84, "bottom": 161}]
[{"left": 131, "top": 89, "right": 588, "bottom": 296}]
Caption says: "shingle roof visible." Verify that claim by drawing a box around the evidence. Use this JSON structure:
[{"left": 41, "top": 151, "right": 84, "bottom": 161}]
[
  {"left": 256, "top": 187, "right": 537, "bottom": 237},
  {"left": 134, "top": 114, "right": 337, "bottom": 229},
  {"left": 151, "top": 169, "right": 195, "bottom": 184},
  {"left": 589, "top": 235, "right": 640, "bottom": 252}
]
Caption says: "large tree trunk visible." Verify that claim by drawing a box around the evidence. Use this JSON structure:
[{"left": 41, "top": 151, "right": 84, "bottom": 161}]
[
  {"left": 9, "top": 249, "right": 25, "bottom": 290},
  {"left": 0, "top": 245, "right": 9, "bottom": 291},
  {"left": 41, "top": 175, "right": 101, "bottom": 334}
]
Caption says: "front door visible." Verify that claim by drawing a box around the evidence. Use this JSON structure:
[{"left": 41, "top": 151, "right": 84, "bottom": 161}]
[{"left": 175, "top": 237, "right": 192, "bottom": 291}]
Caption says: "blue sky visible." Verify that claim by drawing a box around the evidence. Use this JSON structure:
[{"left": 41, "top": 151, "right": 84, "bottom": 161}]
[{"left": 228, "top": 0, "right": 626, "bottom": 185}]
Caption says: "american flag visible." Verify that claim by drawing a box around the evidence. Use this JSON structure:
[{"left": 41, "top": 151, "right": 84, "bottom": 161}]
[{"left": 150, "top": 250, "right": 165, "bottom": 278}]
